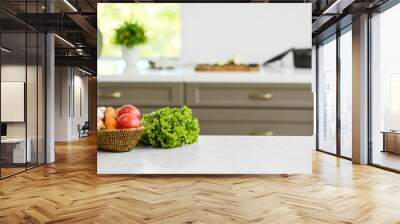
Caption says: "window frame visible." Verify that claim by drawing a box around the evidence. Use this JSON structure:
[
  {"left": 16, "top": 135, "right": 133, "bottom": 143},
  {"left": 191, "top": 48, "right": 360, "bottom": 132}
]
[
  {"left": 367, "top": 0, "right": 400, "bottom": 173},
  {"left": 315, "top": 24, "right": 353, "bottom": 160}
]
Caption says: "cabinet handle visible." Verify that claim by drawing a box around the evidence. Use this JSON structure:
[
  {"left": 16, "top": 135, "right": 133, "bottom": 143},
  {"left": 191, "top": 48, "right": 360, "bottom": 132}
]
[
  {"left": 249, "top": 93, "right": 273, "bottom": 100},
  {"left": 98, "top": 91, "right": 121, "bottom": 99},
  {"left": 250, "top": 131, "right": 274, "bottom": 136}
]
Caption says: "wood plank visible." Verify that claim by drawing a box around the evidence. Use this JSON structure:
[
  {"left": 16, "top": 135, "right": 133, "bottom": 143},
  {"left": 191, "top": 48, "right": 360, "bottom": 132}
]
[{"left": 0, "top": 136, "right": 400, "bottom": 223}]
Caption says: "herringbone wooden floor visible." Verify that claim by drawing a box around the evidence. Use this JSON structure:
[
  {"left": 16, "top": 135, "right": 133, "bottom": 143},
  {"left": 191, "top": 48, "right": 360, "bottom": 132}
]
[{"left": 1, "top": 136, "right": 400, "bottom": 224}]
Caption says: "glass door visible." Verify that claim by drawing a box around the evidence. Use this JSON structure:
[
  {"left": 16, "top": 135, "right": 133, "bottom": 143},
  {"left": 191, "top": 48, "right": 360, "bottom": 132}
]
[
  {"left": 26, "top": 0, "right": 47, "bottom": 169},
  {"left": 1, "top": 30, "right": 28, "bottom": 178},
  {"left": 0, "top": 1, "right": 46, "bottom": 179},
  {"left": 27, "top": 29, "right": 38, "bottom": 170},
  {"left": 37, "top": 32, "right": 46, "bottom": 166}
]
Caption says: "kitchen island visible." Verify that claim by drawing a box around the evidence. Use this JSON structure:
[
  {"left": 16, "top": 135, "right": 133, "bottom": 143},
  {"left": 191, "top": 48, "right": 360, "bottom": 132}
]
[{"left": 97, "top": 135, "right": 313, "bottom": 174}]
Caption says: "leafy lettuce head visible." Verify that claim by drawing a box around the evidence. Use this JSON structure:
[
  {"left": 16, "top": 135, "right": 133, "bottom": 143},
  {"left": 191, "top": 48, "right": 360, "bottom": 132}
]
[{"left": 140, "top": 106, "right": 200, "bottom": 148}]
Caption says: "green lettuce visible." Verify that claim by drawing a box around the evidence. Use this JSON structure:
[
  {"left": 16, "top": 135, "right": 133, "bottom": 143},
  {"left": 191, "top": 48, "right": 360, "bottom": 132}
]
[{"left": 140, "top": 106, "right": 200, "bottom": 148}]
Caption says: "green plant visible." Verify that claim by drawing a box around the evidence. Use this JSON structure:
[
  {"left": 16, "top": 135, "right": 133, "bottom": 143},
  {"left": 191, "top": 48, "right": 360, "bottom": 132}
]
[
  {"left": 114, "top": 22, "right": 147, "bottom": 48},
  {"left": 140, "top": 106, "right": 200, "bottom": 148}
]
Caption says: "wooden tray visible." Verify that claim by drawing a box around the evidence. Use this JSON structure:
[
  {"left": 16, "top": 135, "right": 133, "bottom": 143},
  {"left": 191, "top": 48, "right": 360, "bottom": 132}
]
[{"left": 195, "top": 64, "right": 260, "bottom": 72}]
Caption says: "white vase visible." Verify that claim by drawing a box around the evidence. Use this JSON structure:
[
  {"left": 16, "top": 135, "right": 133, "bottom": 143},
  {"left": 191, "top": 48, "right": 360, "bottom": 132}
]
[{"left": 122, "top": 46, "right": 139, "bottom": 68}]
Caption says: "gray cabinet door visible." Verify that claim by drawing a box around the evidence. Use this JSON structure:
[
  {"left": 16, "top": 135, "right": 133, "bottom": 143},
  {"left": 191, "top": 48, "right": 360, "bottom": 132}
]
[
  {"left": 98, "top": 83, "right": 184, "bottom": 107},
  {"left": 192, "top": 108, "right": 313, "bottom": 136},
  {"left": 199, "top": 122, "right": 313, "bottom": 136},
  {"left": 186, "top": 83, "right": 313, "bottom": 108},
  {"left": 97, "top": 82, "right": 313, "bottom": 136}
]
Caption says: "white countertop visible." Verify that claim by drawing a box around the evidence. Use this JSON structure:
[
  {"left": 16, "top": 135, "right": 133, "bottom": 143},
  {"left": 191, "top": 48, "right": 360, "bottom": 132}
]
[
  {"left": 97, "top": 135, "right": 313, "bottom": 175},
  {"left": 98, "top": 65, "right": 312, "bottom": 84}
]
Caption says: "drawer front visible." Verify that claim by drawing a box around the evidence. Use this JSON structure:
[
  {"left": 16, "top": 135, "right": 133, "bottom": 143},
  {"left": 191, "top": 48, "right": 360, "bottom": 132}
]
[
  {"left": 192, "top": 108, "right": 313, "bottom": 122},
  {"left": 199, "top": 122, "right": 313, "bottom": 136},
  {"left": 192, "top": 108, "right": 313, "bottom": 136},
  {"left": 98, "top": 83, "right": 184, "bottom": 107},
  {"left": 122, "top": 107, "right": 313, "bottom": 136},
  {"left": 186, "top": 83, "right": 313, "bottom": 108}
]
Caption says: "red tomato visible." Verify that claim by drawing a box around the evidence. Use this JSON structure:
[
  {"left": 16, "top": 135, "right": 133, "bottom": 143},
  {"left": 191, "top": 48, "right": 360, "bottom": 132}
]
[
  {"left": 117, "top": 113, "right": 140, "bottom": 129},
  {"left": 118, "top": 104, "right": 140, "bottom": 118}
]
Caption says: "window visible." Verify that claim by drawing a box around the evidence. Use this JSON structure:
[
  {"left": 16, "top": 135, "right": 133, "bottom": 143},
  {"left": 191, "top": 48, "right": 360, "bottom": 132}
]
[
  {"left": 390, "top": 74, "right": 400, "bottom": 130},
  {"left": 316, "top": 26, "right": 353, "bottom": 159},
  {"left": 370, "top": 2, "right": 400, "bottom": 171},
  {"left": 339, "top": 29, "right": 352, "bottom": 158},
  {"left": 97, "top": 3, "right": 181, "bottom": 59},
  {"left": 317, "top": 37, "right": 337, "bottom": 154}
]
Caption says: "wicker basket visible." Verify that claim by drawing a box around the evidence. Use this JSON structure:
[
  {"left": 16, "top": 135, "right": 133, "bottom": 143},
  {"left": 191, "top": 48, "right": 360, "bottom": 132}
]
[{"left": 97, "top": 127, "right": 145, "bottom": 152}]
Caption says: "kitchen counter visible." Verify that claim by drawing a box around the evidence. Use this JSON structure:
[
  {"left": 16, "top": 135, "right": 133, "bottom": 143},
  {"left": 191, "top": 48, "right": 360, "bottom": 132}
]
[
  {"left": 98, "top": 66, "right": 312, "bottom": 84},
  {"left": 97, "top": 135, "right": 313, "bottom": 174},
  {"left": 97, "top": 62, "right": 314, "bottom": 136}
]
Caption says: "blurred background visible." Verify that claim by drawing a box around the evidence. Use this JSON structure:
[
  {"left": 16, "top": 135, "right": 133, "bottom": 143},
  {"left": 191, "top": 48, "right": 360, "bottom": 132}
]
[{"left": 97, "top": 3, "right": 314, "bottom": 137}]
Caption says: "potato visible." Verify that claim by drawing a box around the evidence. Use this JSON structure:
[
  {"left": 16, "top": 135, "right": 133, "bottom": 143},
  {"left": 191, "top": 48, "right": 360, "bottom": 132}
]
[{"left": 104, "top": 107, "right": 117, "bottom": 129}]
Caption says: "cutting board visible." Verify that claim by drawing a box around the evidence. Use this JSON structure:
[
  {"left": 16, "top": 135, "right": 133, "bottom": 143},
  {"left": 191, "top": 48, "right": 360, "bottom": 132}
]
[{"left": 195, "top": 64, "right": 260, "bottom": 72}]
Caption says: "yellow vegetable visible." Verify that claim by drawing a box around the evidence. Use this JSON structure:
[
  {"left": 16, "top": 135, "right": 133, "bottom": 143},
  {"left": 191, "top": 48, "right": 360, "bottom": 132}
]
[{"left": 104, "top": 107, "right": 117, "bottom": 129}]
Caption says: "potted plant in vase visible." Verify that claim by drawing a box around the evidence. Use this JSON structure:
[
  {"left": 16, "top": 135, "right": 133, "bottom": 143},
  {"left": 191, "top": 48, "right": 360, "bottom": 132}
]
[{"left": 114, "top": 22, "right": 147, "bottom": 68}]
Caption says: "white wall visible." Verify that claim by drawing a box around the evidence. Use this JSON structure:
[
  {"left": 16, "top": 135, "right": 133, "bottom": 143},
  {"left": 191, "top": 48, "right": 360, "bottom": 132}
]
[
  {"left": 55, "top": 67, "right": 89, "bottom": 141},
  {"left": 180, "top": 3, "right": 311, "bottom": 64},
  {"left": 55, "top": 67, "right": 69, "bottom": 141},
  {"left": 1, "top": 65, "right": 36, "bottom": 138},
  {"left": 71, "top": 73, "right": 89, "bottom": 138},
  {"left": 1, "top": 64, "right": 46, "bottom": 164},
  {"left": 1, "top": 66, "right": 26, "bottom": 127}
]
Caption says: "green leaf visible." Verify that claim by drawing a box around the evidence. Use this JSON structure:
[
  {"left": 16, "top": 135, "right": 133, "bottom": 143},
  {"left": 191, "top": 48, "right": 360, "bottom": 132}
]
[{"left": 140, "top": 106, "right": 200, "bottom": 148}]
